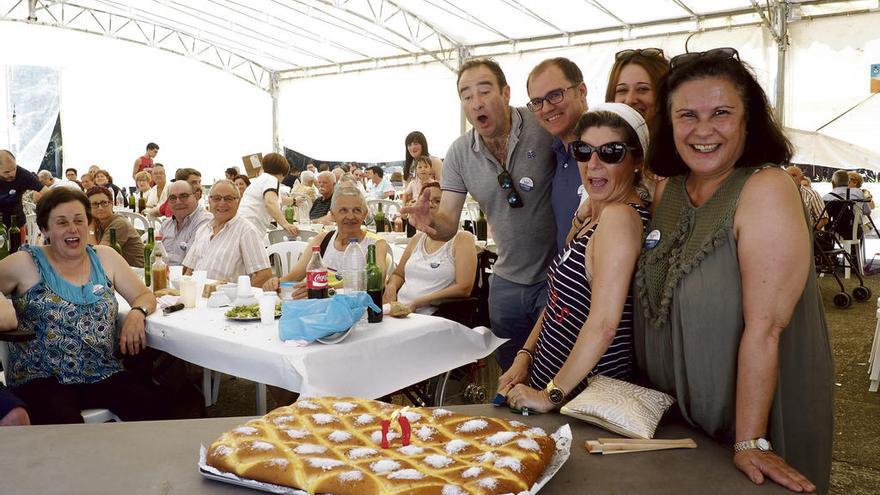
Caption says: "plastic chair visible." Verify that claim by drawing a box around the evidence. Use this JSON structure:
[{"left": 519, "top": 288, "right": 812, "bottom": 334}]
[
  {"left": 118, "top": 211, "right": 150, "bottom": 233},
  {"left": 266, "top": 240, "right": 308, "bottom": 277},
  {"left": 0, "top": 330, "right": 121, "bottom": 423}
]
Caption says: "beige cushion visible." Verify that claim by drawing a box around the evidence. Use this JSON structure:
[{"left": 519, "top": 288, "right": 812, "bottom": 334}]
[{"left": 560, "top": 375, "right": 675, "bottom": 439}]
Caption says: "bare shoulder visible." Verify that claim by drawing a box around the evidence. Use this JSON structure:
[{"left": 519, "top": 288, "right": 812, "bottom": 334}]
[
  {"left": 738, "top": 167, "right": 800, "bottom": 214},
  {"left": 601, "top": 202, "right": 644, "bottom": 229}
]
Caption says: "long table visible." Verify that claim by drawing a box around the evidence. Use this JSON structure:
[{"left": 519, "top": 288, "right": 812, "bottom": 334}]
[
  {"left": 0, "top": 404, "right": 787, "bottom": 494},
  {"left": 120, "top": 301, "right": 503, "bottom": 401}
]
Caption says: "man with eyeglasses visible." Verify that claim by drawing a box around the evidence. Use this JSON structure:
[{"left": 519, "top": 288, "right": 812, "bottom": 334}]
[
  {"left": 526, "top": 58, "right": 589, "bottom": 252},
  {"left": 182, "top": 180, "right": 272, "bottom": 287},
  {"left": 158, "top": 180, "right": 213, "bottom": 265},
  {"left": 405, "top": 58, "right": 556, "bottom": 371}
]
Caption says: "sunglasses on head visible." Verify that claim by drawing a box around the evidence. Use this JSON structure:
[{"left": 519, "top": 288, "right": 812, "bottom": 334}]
[
  {"left": 615, "top": 48, "right": 664, "bottom": 61},
  {"left": 670, "top": 47, "right": 739, "bottom": 69},
  {"left": 496, "top": 169, "right": 524, "bottom": 208},
  {"left": 569, "top": 141, "right": 635, "bottom": 164}
]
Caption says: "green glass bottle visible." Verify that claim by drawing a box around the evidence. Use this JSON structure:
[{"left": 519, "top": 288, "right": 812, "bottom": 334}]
[
  {"left": 284, "top": 204, "right": 296, "bottom": 224},
  {"left": 8, "top": 215, "right": 21, "bottom": 253},
  {"left": 374, "top": 203, "right": 386, "bottom": 233},
  {"left": 143, "top": 227, "right": 155, "bottom": 287},
  {"left": 128, "top": 193, "right": 136, "bottom": 211},
  {"left": 0, "top": 214, "right": 8, "bottom": 260},
  {"left": 476, "top": 208, "right": 488, "bottom": 241},
  {"left": 365, "top": 244, "right": 383, "bottom": 323},
  {"left": 109, "top": 228, "right": 123, "bottom": 256}
]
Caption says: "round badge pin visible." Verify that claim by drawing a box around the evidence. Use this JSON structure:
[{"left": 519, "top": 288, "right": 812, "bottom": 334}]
[
  {"left": 519, "top": 177, "right": 534, "bottom": 192},
  {"left": 645, "top": 229, "right": 661, "bottom": 249}
]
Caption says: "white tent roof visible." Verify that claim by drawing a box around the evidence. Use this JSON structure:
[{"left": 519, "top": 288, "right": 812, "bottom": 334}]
[{"left": 8, "top": 0, "right": 872, "bottom": 89}]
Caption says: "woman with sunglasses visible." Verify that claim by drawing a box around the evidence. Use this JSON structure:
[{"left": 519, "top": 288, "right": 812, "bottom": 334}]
[
  {"left": 635, "top": 48, "right": 831, "bottom": 493},
  {"left": 500, "top": 103, "right": 650, "bottom": 413}
]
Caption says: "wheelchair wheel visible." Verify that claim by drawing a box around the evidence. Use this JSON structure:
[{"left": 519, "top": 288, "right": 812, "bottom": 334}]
[
  {"left": 833, "top": 292, "right": 852, "bottom": 308},
  {"left": 853, "top": 286, "right": 872, "bottom": 302}
]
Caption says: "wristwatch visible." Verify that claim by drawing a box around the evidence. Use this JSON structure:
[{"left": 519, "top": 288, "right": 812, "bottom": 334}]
[
  {"left": 734, "top": 437, "right": 772, "bottom": 453},
  {"left": 544, "top": 379, "right": 566, "bottom": 405},
  {"left": 131, "top": 306, "right": 150, "bottom": 318}
]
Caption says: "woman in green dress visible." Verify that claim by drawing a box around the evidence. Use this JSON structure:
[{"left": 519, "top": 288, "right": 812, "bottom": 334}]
[{"left": 635, "top": 48, "right": 833, "bottom": 493}]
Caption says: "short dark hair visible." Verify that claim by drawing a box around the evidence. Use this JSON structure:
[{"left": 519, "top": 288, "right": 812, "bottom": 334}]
[
  {"left": 174, "top": 168, "right": 201, "bottom": 182},
  {"left": 527, "top": 57, "right": 584, "bottom": 93},
  {"left": 224, "top": 167, "right": 238, "bottom": 177},
  {"left": 457, "top": 58, "right": 508, "bottom": 91},
  {"left": 261, "top": 153, "right": 290, "bottom": 176},
  {"left": 36, "top": 188, "right": 91, "bottom": 231},
  {"left": 648, "top": 54, "right": 792, "bottom": 177},
  {"left": 85, "top": 186, "right": 114, "bottom": 202},
  {"left": 367, "top": 165, "right": 384, "bottom": 178},
  {"left": 404, "top": 131, "right": 430, "bottom": 180},
  {"left": 318, "top": 163, "right": 329, "bottom": 172},
  {"left": 65, "top": 167, "right": 78, "bottom": 175},
  {"left": 146, "top": 142, "right": 159, "bottom": 151},
  {"left": 234, "top": 174, "right": 251, "bottom": 187}
]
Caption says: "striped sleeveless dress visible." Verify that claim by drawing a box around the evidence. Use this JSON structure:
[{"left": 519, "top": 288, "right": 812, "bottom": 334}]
[{"left": 530, "top": 203, "right": 650, "bottom": 397}]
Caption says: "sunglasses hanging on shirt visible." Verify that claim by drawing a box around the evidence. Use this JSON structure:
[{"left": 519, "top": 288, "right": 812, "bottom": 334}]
[{"left": 496, "top": 169, "right": 524, "bottom": 208}]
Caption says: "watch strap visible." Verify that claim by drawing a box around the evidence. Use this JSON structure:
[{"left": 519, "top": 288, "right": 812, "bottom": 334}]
[
  {"left": 734, "top": 438, "right": 771, "bottom": 453},
  {"left": 132, "top": 306, "right": 149, "bottom": 317}
]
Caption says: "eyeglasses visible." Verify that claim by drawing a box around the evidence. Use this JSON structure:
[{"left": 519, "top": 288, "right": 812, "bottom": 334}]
[
  {"left": 670, "top": 47, "right": 739, "bottom": 69},
  {"left": 167, "top": 193, "right": 192, "bottom": 202},
  {"left": 209, "top": 195, "right": 239, "bottom": 203},
  {"left": 615, "top": 48, "right": 664, "bottom": 61},
  {"left": 526, "top": 85, "right": 578, "bottom": 112},
  {"left": 89, "top": 200, "right": 111, "bottom": 208},
  {"left": 496, "top": 170, "right": 523, "bottom": 208},
  {"left": 570, "top": 141, "right": 635, "bottom": 164}
]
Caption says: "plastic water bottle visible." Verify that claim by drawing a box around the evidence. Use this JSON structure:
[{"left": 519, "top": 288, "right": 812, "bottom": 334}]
[{"left": 339, "top": 238, "right": 366, "bottom": 294}]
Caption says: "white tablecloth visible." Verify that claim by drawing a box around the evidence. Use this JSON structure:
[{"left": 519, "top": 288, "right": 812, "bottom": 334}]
[{"left": 119, "top": 299, "right": 504, "bottom": 399}]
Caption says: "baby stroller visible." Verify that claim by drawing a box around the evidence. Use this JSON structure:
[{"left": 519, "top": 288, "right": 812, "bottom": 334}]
[{"left": 814, "top": 197, "right": 873, "bottom": 308}]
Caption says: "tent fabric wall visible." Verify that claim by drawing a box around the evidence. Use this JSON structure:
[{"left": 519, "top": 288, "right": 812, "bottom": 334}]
[{"left": 0, "top": 23, "right": 272, "bottom": 183}]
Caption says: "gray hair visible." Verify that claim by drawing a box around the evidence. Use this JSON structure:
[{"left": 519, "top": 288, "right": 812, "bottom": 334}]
[
  {"left": 37, "top": 170, "right": 53, "bottom": 180},
  {"left": 330, "top": 186, "right": 367, "bottom": 211},
  {"left": 317, "top": 170, "right": 336, "bottom": 183},
  {"left": 208, "top": 179, "right": 240, "bottom": 198},
  {"left": 831, "top": 170, "right": 850, "bottom": 188}
]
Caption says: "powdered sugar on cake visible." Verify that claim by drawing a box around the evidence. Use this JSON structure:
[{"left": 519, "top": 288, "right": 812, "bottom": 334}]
[
  {"left": 333, "top": 402, "right": 356, "bottom": 413},
  {"left": 424, "top": 454, "right": 454, "bottom": 469},
  {"left": 456, "top": 419, "right": 488, "bottom": 433},
  {"left": 328, "top": 430, "right": 353, "bottom": 443},
  {"left": 484, "top": 431, "right": 518, "bottom": 446},
  {"left": 369, "top": 459, "right": 401, "bottom": 474},
  {"left": 444, "top": 439, "right": 469, "bottom": 455},
  {"left": 311, "top": 413, "right": 337, "bottom": 425},
  {"left": 348, "top": 447, "right": 378, "bottom": 460},
  {"left": 307, "top": 458, "right": 345, "bottom": 470},
  {"left": 294, "top": 444, "right": 327, "bottom": 454},
  {"left": 388, "top": 469, "right": 426, "bottom": 480}
]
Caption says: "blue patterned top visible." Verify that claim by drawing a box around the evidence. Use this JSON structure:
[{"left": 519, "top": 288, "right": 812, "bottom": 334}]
[{"left": 7, "top": 245, "right": 122, "bottom": 388}]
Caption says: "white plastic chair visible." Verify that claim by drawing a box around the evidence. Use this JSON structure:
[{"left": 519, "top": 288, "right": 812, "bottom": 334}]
[
  {"left": 24, "top": 213, "right": 40, "bottom": 246},
  {"left": 117, "top": 211, "right": 150, "bottom": 233},
  {"left": 833, "top": 205, "right": 864, "bottom": 279},
  {"left": 266, "top": 240, "right": 308, "bottom": 277},
  {"left": 0, "top": 339, "right": 121, "bottom": 423}
]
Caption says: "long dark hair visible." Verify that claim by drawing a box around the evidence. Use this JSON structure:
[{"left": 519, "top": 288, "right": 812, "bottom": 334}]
[
  {"left": 404, "top": 131, "right": 430, "bottom": 180},
  {"left": 647, "top": 54, "right": 792, "bottom": 177}
]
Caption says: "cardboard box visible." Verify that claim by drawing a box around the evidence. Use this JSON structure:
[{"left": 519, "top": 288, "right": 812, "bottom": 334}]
[{"left": 242, "top": 153, "right": 263, "bottom": 178}]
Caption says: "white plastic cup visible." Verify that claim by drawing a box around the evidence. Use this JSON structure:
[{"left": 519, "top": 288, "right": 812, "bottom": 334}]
[
  {"left": 259, "top": 294, "right": 276, "bottom": 325},
  {"left": 236, "top": 275, "right": 252, "bottom": 298},
  {"left": 192, "top": 270, "right": 208, "bottom": 298},
  {"left": 179, "top": 276, "right": 197, "bottom": 308}
]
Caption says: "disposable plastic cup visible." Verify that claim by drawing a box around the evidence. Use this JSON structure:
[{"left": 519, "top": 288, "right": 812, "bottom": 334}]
[
  {"left": 192, "top": 270, "right": 207, "bottom": 296},
  {"left": 179, "top": 276, "right": 197, "bottom": 308},
  {"left": 259, "top": 294, "right": 276, "bottom": 325},
  {"left": 168, "top": 265, "right": 184, "bottom": 280},
  {"left": 237, "top": 275, "right": 252, "bottom": 298}
]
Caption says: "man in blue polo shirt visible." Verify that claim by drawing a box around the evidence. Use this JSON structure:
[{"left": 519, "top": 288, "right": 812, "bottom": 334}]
[
  {"left": 404, "top": 59, "right": 556, "bottom": 371},
  {"left": 526, "top": 58, "right": 589, "bottom": 252}
]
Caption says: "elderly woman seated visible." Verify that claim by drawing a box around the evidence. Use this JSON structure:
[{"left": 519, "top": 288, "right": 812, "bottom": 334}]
[
  {"left": 87, "top": 186, "right": 145, "bottom": 267},
  {"left": 500, "top": 103, "right": 651, "bottom": 413},
  {"left": 264, "top": 186, "right": 389, "bottom": 296},
  {"left": 0, "top": 188, "right": 168, "bottom": 424},
  {"left": 384, "top": 182, "right": 476, "bottom": 314}
]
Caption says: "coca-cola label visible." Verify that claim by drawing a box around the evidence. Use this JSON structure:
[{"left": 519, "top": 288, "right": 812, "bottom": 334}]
[{"left": 307, "top": 270, "right": 328, "bottom": 289}]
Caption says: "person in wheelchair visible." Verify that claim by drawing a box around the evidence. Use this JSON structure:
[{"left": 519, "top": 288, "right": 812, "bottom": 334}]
[
  {"left": 384, "top": 182, "right": 477, "bottom": 315},
  {"left": 823, "top": 170, "right": 871, "bottom": 222}
]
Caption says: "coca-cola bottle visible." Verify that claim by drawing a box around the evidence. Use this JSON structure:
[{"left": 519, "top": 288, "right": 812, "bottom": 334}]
[{"left": 306, "top": 246, "right": 329, "bottom": 299}]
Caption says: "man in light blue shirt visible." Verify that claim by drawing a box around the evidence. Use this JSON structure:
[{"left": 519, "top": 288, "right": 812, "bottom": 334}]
[{"left": 364, "top": 166, "right": 395, "bottom": 200}]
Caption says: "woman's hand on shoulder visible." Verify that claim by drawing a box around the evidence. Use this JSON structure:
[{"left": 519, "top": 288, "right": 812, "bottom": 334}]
[{"left": 734, "top": 449, "right": 816, "bottom": 492}]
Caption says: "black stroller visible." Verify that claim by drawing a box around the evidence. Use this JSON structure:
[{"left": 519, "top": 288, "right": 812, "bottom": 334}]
[{"left": 814, "top": 196, "right": 874, "bottom": 308}]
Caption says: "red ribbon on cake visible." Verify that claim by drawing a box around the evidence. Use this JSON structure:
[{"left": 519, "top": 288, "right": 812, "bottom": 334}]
[{"left": 381, "top": 408, "right": 412, "bottom": 448}]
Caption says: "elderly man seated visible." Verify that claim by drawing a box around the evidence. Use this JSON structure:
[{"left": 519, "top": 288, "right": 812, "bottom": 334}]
[
  {"left": 309, "top": 171, "right": 335, "bottom": 224},
  {"left": 37, "top": 170, "right": 78, "bottom": 190},
  {"left": 182, "top": 180, "right": 272, "bottom": 286},
  {"left": 785, "top": 166, "right": 828, "bottom": 230},
  {"left": 158, "top": 180, "right": 213, "bottom": 265},
  {"left": 823, "top": 169, "right": 872, "bottom": 216}
]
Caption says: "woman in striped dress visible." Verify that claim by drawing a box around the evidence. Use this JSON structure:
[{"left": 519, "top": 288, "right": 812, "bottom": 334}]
[{"left": 501, "top": 103, "right": 650, "bottom": 412}]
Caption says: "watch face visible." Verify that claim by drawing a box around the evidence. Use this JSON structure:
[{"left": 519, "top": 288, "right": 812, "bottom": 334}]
[
  {"left": 548, "top": 388, "right": 565, "bottom": 404},
  {"left": 756, "top": 438, "right": 771, "bottom": 451}
]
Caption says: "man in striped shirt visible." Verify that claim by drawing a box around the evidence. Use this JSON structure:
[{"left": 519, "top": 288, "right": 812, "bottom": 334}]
[
  {"left": 786, "top": 166, "right": 828, "bottom": 230},
  {"left": 182, "top": 180, "right": 272, "bottom": 287}
]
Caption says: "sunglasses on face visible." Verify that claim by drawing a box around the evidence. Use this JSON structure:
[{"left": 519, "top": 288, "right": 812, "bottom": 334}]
[
  {"left": 496, "top": 169, "right": 524, "bottom": 208},
  {"left": 570, "top": 141, "right": 635, "bottom": 164},
  {"left": 615, "top": 48, "right": 664, "bottom": 61},
  {"left": 670, "top": 47, "right": 739, "bottom": 69}
]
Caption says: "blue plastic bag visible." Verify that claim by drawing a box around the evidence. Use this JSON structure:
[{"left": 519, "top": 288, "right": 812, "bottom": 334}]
[{"left": 278, "top": 292, "right": 381, "bottom": 342}]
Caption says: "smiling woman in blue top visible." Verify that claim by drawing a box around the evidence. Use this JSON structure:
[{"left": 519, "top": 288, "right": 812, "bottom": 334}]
[{"left": 0, "top": 187, "right": 169, "bottom": 424}]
